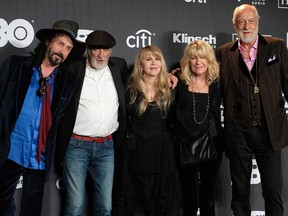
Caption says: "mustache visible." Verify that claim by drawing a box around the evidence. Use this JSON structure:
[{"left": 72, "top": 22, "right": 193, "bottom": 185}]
[
  {"left": 52, "top": 52, "right": 64, "bottom": 60},
  {"left": 242, "top": 30, "right": 253, "bottom": 33}
]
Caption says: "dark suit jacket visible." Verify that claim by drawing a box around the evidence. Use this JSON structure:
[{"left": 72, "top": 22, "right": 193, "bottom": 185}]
[
  {"left": 216, "top": 34, "right": 288, "bottom": 157},
  {"left": 0, "top": 55, "right": 66, "bottom": 181}
]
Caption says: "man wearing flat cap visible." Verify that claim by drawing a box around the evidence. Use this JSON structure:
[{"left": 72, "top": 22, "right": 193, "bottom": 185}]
[
  {"left": 55, "top": 30, "right": 128, "bottom": 216},
  {"left": 0, "top": 20, "right": 86, "bottom": 216}
]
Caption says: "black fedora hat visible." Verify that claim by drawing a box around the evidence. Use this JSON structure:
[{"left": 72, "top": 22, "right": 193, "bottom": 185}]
[{"left": 36, "top": 20, "right": 86, "bottom": 55}]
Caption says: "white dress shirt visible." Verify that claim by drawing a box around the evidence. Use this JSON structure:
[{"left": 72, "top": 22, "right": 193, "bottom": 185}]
[{"left": 73, "top": 65, "right": 119, "bottom": 137}]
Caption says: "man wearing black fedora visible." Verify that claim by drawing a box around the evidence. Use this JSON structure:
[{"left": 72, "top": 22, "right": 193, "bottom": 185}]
[
  {"left": 55, "top": 30, "right": 128, "bottom": 216},
  {"left": 0, "top": 20, "right": 86, "bottom": 216}
]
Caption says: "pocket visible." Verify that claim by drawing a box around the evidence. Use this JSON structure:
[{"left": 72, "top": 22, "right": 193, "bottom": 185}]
[{"left": 69, "top": 137, "right": 82, "bottom": 148}]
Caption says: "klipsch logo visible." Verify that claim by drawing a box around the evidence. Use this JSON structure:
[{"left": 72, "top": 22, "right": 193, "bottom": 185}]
[
  {"left": 0, "top": 18, "right": 34, "bottom": 48},
  {"left": 126, "top": 29, "right": 155, "bottom": 48},
  {"left": 173, "top": 33, "right": 217, "bottom": 48},
  {"left": 279, "top": 0, "right": 288, "bottom": 8}
]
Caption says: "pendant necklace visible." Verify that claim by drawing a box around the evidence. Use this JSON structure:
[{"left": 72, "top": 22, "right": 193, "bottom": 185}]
[
  {"left": 192, "top": 92, "right": 210, "bottom": 124},
  {"left": 248, "top": 60, "right": 259, "bottom": 94}
]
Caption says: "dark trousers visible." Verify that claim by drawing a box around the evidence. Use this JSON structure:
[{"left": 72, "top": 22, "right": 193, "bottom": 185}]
[
  {"left": 230, "top": 124, "right": 283, "bottom": 216},
  {"left": 0, "top": 159, "right": 45, "bottom": 216},
  {"left": 179, "top": 157, "right": 222, "bottom": 216}
]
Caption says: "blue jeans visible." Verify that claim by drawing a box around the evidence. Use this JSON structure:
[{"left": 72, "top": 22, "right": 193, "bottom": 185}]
[{"left": 62, "top": 137, "right": 115, "bottom": 216}]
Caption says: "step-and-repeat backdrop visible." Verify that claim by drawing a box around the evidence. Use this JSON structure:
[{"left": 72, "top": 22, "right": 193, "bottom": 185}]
[{"left": 1, "top": 0, "right": 288, "bottom": 215}]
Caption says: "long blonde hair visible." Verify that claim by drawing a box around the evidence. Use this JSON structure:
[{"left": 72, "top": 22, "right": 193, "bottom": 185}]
[
  {"left": 180, "top": 40, "right": 219, "bottom": 85},
  {"left": 129, "top": 45, "right": 171, "bottom": 116}
]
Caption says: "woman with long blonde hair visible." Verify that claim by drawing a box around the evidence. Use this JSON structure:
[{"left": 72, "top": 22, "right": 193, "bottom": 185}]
[
  {"left": 124, "top": 45, "right": 178, "bottom": 216},
  {"left": 175, "top": 40, "right": 223, "bottom": 216}
]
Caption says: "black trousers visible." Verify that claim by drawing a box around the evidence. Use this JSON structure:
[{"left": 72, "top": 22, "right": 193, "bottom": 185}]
[
  {"left": 230, "top": 124, "right": 283, "bottom": 216},
  {"left": 0, "top": 159, "right": 45, "bottom": 216},
  {"left": 179, "top": 157, "right": 222, "bottom": 216}
]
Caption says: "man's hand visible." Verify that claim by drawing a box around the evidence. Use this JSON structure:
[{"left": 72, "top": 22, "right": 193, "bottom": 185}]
[{"left": 167, "top": 73, "right": 178, "bottom": 89}]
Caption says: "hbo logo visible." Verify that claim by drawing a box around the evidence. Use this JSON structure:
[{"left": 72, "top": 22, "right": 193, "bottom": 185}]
[{"left": 0, "top": 18, "right": 34, "bottom": 48}]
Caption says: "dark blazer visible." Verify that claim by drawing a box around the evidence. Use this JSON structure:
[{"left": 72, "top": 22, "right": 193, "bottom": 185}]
[
  {"left": 0, "top": 55, "right": 66, "bottom": 181},
  {"left": 216, "top": 34, "right": 288, "bottom": 157}
]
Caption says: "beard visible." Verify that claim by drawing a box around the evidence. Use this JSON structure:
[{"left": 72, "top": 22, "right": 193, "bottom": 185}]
[
  {"left": 89, "top": 57, "right": 108, "bottom": 70},
  {"left": 47, "top": 48, "right": 64, "bottom": 66},
  {"left": 237, "top": 28, "right": 258, "bottom": 44}
]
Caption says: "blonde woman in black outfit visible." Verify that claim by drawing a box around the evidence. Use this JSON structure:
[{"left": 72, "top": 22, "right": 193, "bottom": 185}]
[
  {"left": 175, "top": 40, "right": 223, "bottom": 216},
  {"left": 124, "top": 45, "right": 178, "bottom": 216}
]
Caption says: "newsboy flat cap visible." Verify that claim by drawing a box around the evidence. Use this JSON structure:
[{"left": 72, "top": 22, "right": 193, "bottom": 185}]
[{"left": 86, "top": 30, "right": 116, "bottom": 49}]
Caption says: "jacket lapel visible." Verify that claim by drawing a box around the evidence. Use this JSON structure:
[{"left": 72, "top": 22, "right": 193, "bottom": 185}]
[
  {"left": 257, "top": 35, "right": 269, "bottom": 75},
  {"left": 228, "top": 41, "right": 241, "bottom": 89},
  {"left": 17, "top": 58, "right": 34, "bottom": 116}
]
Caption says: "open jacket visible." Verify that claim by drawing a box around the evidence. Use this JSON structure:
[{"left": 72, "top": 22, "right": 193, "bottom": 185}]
[
  {"left": 55, "top": 57, "right": 128, "bottom": 213},
  {"left": 216, "top": 34, "right": 288, "bottom": 157},
  {"left": 55, "top": 56, "right": 128, "bottom": 163},
  {"left": 0, "top": 55, "right": 66, "bottom": 181}
]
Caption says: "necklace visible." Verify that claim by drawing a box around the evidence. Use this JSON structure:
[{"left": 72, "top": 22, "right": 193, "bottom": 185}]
[
  {"left": 192, "top": 92, "right": 210, "bottom": 124},
  {"left": 147, "top": 88, "right": 155, "bottom": 101},
  {"left": 247, "top": 59, "right": 259, "bottom": 94},
  {"left": 248, "top": 71, "right": 259, "bottom": 94},
  {"left": 190, "top": 79, "right": 207, "bottom": 93}
]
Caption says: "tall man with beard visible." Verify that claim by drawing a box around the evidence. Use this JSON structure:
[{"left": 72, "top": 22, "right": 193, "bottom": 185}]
[
  {"left": 0, "top": 20, "right": 86, "bottom": 216},
  {"left": 216, "top": 4, "right": 288, "bottom": 216},
  {"left": 55, "top": 30, "right": 128, "bottom": 216}
]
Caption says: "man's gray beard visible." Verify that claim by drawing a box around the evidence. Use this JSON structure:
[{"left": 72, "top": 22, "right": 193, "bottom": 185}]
[
  {"left": 90, "top": 58, "right": 108, "bottom": 70},
  {"left": 238, "top": 30, "right": 258, "bottom": 44}
]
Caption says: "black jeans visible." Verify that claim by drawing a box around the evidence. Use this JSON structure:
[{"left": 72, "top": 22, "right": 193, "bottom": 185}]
[
  {"left": 0, "top": 159, "right": 45, "bottom": 216},
  {"left": 179, "top": 156, "right": 222, "bottom": 216},
  {"left": 230, "top": 124, "right": 283, "bottom": 216}
]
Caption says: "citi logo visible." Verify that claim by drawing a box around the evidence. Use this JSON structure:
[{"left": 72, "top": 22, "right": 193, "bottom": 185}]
[
  {"left": 184, "top": 0, "right": 207, "bottom": 3},
  {"left": 279, "top": 0, "right": 288, "bottom": 8},
  {"left": 173, "top": 33, "right": 216, "bottom": 48},
  {"left": 126, "top": 29, "right": 155, "bottom": 48},
  {"left": 0, "top": 18, "right": 34, "bottom": 48}
]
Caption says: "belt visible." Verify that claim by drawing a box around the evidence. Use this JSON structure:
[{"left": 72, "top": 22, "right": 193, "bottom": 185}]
[
  {"left": 71, "top": 133, "right": 113, "bottom": 143},
  {"left": 234, "top": 120, "right": 263, "bottom": 128}
]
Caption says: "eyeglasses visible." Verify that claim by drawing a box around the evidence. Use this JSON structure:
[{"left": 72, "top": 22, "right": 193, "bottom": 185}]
[{"left": 36, "top": 77, "right": 48, "bottom": 96}]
